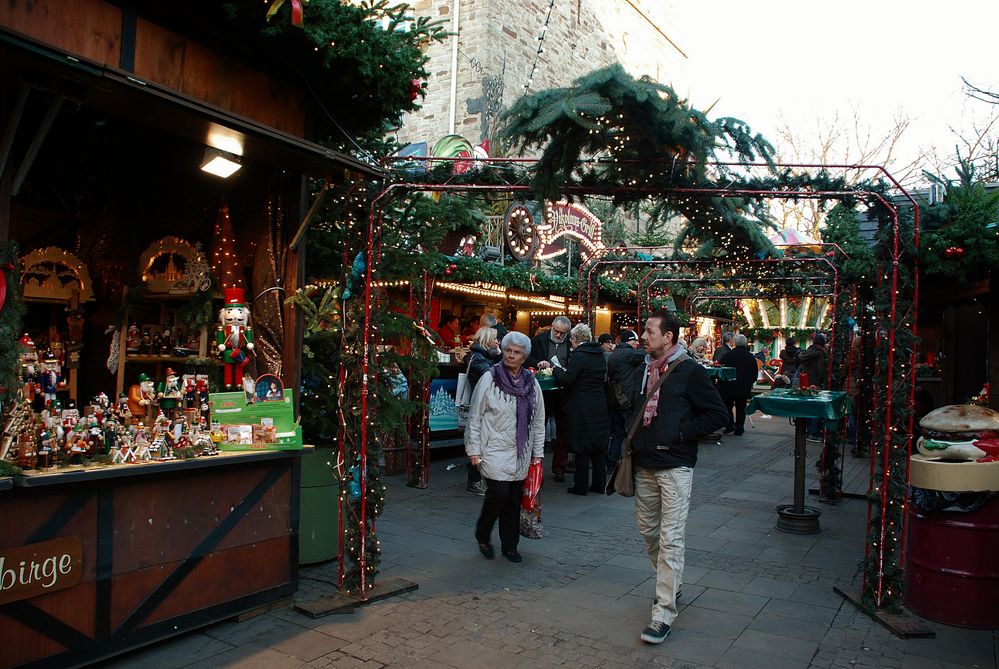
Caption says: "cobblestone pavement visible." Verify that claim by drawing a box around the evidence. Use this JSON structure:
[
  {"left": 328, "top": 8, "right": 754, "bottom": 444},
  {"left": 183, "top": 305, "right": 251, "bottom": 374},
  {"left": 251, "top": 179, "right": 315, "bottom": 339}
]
[{"left": 96, "top": 416, "right": 998, "bottom": 668}]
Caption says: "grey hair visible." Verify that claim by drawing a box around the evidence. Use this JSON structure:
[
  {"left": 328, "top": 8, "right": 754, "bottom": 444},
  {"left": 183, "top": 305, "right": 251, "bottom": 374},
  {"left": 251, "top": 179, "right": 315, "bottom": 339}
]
[
  {"left": 481, "top": 312, "right": 498, "bottom": 327},
  {"left": 721, "top": 331, "right": 735, "bottom": 343},
  {"left": 733, "top": 334, "right": 748, "bottom": 347},
  {"left": 501, "top": 331, "right": 532, "bottom": 356},
  {"left": 569, "top": 323, "right": 592, "bottom": 343},
  {"left": 552, "top": 315, "right": 572, "bottom": 329}
]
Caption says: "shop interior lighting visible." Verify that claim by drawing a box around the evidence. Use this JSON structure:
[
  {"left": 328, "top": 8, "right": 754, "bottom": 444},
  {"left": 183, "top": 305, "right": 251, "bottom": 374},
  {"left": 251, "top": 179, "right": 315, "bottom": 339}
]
[{"left": 200, "top": 147, "right": 242, "bottom": 178}]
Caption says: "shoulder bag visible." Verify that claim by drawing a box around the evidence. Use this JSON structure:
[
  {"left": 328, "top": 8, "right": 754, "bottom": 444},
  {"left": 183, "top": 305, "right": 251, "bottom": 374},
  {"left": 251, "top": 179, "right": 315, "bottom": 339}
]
[
  {"left": 455, "top": 355, "right": 475, "bottom": 428},
  {"left": 605, "top": 355, "right": 687, "bottom": 497}
]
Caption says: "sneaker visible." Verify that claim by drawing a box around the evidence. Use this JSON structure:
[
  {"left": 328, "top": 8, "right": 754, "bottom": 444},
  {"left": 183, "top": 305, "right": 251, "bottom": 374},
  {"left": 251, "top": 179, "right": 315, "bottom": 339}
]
[
  {"left": 640, "top": 620, "right": 670, "bottom": 644},
  {"left": 806, "top": 435, "right": 823, "bottom": 443},
  {"left": 466, "top": 480, "right": 487, "bottom": 496}
]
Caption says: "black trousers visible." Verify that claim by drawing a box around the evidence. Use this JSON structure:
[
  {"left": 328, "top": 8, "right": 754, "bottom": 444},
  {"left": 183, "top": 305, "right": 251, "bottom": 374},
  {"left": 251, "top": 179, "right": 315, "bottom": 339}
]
[
  {"left": 573, "top": 451, "right": 607, "bottom": 492},
  {"left": 476, "top": 478, "right": 524, "bottom": 552},
  {"left": 724, "top": 396, "right": 748, "bottom": 434}
]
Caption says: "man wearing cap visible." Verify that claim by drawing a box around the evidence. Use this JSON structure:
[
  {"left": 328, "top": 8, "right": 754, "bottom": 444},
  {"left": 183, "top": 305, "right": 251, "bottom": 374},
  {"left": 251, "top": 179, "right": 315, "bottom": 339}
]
[
  {"left": 605, "top": 329, "right": 645, "bottom": 470},
  {"left": 799, "top": 333, "right": 828, "bottom": 441},
  {"left": 217, "top": 287, "right": 255, "bottom": 389}
]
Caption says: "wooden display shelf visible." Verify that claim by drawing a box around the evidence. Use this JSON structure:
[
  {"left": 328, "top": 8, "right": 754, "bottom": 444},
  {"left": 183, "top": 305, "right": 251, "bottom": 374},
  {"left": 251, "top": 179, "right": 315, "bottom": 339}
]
[{"left": 122, "top": 354, "right": 214, "bottom": 364}]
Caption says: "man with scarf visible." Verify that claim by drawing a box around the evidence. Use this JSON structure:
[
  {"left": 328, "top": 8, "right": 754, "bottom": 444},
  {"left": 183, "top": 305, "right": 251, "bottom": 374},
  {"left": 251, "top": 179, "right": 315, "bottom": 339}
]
[
  {"left": 631, "top": 311, "right": 728, "bottom": 644},
  {"left": 527, "top": 315, "right": 573, "bottom": 481},
  {"left": 465, "top": 331, "right": 546, "bottom": 563}
]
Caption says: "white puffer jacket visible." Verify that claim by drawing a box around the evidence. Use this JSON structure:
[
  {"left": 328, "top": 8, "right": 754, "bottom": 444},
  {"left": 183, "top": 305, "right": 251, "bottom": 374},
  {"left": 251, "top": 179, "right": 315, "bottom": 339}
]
[{"left": 464, "top": 370, "right": 546, "bottom": 481}]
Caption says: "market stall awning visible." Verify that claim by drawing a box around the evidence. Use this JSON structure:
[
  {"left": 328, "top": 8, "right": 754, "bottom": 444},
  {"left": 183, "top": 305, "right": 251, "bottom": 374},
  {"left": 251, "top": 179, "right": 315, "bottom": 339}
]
[{"left": 0, "top": 27, "right": 384, "bottom": 180}]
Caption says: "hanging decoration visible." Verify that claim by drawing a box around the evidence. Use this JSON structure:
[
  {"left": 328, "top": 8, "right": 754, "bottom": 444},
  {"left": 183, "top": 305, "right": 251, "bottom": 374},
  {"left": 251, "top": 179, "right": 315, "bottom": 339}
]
[
  {"left": 265, "top": 0, "right": 304, "bottom": 28},
  {"left": 19, "top": 247, "right": 95, "bottom": 303},
  {"left": 139, "top": 237, "right": 212, "bottom": 294}
]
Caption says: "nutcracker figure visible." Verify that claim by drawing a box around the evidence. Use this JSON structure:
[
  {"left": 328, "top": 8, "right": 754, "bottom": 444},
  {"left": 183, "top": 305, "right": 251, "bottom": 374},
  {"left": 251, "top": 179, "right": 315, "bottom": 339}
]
[{"left": 216, "top": 287, "right": 254, "bottom": 389}]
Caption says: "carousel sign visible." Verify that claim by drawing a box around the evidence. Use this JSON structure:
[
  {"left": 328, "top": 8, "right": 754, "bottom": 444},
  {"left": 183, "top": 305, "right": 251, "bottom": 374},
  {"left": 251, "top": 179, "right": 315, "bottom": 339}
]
[{"left": 503, "top": 200, "right": 604, "bottom": 262}]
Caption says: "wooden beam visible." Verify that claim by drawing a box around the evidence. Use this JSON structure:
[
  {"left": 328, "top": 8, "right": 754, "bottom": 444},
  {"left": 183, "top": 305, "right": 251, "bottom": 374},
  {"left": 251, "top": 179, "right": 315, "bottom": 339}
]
[
  {"left": 989, "top": 272, "right": 998, "bottom": 411},
  {"left": 282, "top": 174, "right": 309, "bottom": 418},
  {"left": 0, "top": 83, "right": 30, "bottom": 178},
  {"left": 12, "top": 94, "right": 63, "bottom": 196}
]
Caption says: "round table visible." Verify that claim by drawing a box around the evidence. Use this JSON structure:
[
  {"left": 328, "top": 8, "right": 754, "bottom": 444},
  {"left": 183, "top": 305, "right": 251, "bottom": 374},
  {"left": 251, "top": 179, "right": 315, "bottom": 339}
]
[{"left": 746, "top": 388, "right": 852, "bottom": 534}]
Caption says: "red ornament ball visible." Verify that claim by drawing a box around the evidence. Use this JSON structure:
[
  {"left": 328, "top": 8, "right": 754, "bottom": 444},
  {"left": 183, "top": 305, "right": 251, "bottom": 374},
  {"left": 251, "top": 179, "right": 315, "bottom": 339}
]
[
  {"left": 444, "top": 263, "right": 457, "bottom": 276},
  {"left": 409, "top": 79, "right": 422, "bottom": 102}
]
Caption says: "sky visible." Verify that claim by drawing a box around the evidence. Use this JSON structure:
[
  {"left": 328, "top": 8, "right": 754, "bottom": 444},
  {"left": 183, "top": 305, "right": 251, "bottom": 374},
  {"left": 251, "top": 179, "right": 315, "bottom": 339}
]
[{"left": 663, "top": 1, "right": 999, "bottom": 185}]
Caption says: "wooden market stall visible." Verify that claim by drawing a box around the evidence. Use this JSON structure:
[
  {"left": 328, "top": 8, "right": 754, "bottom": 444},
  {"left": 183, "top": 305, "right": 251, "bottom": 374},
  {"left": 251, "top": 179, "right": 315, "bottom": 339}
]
[{"left": 0, "top": 2, "right": 380, "bottom": 666}]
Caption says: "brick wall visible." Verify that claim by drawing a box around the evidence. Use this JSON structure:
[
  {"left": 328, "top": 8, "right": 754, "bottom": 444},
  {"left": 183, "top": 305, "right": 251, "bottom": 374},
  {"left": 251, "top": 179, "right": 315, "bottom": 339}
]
[{"left": 394, "top": 0, "right": 688, "bottom": 153}]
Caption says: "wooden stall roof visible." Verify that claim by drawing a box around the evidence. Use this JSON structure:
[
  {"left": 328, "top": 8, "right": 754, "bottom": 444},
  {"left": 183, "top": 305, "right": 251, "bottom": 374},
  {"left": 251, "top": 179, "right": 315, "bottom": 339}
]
[{"left": 0, "top": 26, "right": 383, "bottom": 180}]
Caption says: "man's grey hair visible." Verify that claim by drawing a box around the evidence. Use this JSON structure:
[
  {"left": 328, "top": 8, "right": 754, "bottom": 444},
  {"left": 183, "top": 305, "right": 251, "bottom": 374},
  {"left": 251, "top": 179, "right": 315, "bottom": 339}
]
[
  {"left": 552, "top": 315, "right": 572, "bottom": 329},
  {"left": 569, "top": 323, "right": 592, "bottom": 343},
  {"left": 721, "top": 332, "right": 734, "bottom": 344},
  {"left": 480, "top": 312, "right": 498, "bottom": 327},
  {"left": 733, "top": 334, "right": 748, "bottom": 347},
  {"left": 501, "top": 331, "right": 532, "bottom": 356}
]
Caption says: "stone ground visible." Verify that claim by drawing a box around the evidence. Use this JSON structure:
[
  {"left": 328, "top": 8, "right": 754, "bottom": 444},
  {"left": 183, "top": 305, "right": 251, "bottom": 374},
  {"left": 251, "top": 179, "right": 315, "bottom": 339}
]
[{"left": 95, "top": 416, "right": 998, "bottom": 669}]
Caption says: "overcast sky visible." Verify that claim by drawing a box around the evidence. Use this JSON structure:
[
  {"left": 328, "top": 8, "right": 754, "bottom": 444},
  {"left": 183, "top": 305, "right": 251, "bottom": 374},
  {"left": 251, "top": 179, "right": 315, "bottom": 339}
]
[{"left": 665, "top": 1, "right": 999, "bottom": 183}]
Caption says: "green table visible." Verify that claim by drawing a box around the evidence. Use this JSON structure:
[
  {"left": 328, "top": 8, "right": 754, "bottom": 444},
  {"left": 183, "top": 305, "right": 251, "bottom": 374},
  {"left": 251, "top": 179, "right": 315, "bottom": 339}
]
[
  {"left": 536, "top": 375, "right": 561, "bottom": 392},
  {"left": 702, "top": 365, "right": 737, "bottom": 381},
  {"left": 746, "top": 389, "right": 852, "bottom": 534}
]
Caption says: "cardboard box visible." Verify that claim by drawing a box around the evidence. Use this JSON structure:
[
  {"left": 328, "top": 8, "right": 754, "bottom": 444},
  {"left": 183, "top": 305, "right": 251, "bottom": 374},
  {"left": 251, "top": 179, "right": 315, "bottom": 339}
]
[
  {"left": 210, "top": 389, "right": 302, "bottom": 451},
  {"left": 909, "top": 453, "right": 999, "bottom": 492}
]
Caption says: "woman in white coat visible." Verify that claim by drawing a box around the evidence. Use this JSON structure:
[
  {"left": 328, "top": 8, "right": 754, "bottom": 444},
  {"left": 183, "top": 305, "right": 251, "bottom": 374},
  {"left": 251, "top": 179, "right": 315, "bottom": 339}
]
[{"left": 465, "top": 331, "right": 546, "bottom": 562}]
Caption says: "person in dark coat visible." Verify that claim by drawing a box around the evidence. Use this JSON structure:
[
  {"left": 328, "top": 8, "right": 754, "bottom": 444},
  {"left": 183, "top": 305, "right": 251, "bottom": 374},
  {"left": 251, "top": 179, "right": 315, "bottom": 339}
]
[
  {"left": 605, "top": 329, "right": 645, "bottom": 470},
  {"left": 780, "top": 340, "right": 801, "bottom": 381},
  {"left": 527, "top": 315, "right": 573, "bottom": 481},
  {"left": 553, "top": 323, "right": 609, "bottom": 495},
  {"left": 798, "top": 333, "right": 828, "bottom": 440},
  {"left": 719, "top": 334, "right": 760, "bottom": 436},
  {"left": 712, "top": 332, "right": 734, "bottom": 362},
  {"left": 464, "top": 327, "right": 500, "bottom": 494}
]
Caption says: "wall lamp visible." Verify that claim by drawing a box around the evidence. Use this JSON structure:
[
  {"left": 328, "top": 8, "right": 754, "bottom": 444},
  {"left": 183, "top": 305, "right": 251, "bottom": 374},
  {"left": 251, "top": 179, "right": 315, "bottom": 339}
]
[{"left": 200, "top": 147, "right": 242, "bottom": 178}]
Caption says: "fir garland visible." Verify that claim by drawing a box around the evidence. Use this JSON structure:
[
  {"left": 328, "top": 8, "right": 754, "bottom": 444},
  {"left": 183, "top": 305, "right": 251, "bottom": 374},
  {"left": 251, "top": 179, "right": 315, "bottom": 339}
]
[{"left": 0, "top": 242, "right": 26, "bottom": 398}]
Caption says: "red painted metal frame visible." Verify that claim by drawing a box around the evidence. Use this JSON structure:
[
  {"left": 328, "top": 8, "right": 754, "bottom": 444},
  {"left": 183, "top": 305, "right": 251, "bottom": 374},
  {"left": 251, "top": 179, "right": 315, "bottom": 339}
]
[{"left": 359, "top": 160, "right": 917, "bottom": 610}]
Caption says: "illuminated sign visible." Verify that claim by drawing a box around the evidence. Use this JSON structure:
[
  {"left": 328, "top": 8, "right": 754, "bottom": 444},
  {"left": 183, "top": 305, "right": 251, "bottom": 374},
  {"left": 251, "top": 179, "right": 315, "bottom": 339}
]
[{"left": 503, "top": 200, "right": 605, "bottom": 262}]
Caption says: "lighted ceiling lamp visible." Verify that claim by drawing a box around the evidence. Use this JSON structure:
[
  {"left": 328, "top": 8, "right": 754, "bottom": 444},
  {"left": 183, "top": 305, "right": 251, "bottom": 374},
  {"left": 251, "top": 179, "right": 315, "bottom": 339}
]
[{"left": 200, "top": 147, "right": 242, "bottom": 178}]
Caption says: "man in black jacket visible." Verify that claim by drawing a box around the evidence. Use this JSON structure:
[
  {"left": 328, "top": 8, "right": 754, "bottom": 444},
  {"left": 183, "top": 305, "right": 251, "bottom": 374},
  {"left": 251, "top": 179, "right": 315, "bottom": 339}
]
[
  {"left": 631, "top": 311, "right": 728, "bottom": 645},
  {"left": 719, "top": 334, "right": 760, "bottom": 436},
  {"left": 799, "top": 333, "right": 828, "bottom": 441},
  {"left": 605, "top": 329, "right": 644, "bottom": 471},
  {"left": 527, "top": 316, "right": 573, "bottom": 480}
]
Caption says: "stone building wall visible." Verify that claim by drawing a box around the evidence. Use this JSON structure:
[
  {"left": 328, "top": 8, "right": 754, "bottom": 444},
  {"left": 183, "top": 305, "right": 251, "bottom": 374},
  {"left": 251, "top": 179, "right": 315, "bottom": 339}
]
[{"left": 394, "top": 0, "right": 688, "bottom": 152}]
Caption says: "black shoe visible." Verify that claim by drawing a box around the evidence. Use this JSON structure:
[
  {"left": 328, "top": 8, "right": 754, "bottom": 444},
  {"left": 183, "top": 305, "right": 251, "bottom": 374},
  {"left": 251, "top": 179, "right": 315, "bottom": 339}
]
[
  {"left": 552, "top": 471, "right": 565, "bottom": 482},
  {"left": 722, "top": 426, "right": 734, "bottom": 434},
  {"left": 589, "top": 485, "right": 603, "bottom": 493},
  {"left": 567, "top": 487, "right": 588, "bottom": 496},
  {"left": 733, "top": 430, "right": 744, "bottom": 436},
  {"left": 640, "top": 620, "right": 670, "bottom": 644},
  {"left": 501, "top": 549, "right": 522, "bottom": 563},
  {"left": 478, "top": 542, "right": 495, "bottom": 560}
]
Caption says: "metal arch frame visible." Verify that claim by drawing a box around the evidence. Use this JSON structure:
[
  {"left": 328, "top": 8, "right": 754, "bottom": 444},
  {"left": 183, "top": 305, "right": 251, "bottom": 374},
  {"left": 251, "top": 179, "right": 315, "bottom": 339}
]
[{"left": 357, "top": 159, "right": 917, "bottom": 610}]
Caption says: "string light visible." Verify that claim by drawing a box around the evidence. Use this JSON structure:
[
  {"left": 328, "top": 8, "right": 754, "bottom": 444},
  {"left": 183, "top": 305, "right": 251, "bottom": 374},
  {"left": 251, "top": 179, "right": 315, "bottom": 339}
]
[{"left": 522, "top": 0, "right": 556, "bottom": 92}]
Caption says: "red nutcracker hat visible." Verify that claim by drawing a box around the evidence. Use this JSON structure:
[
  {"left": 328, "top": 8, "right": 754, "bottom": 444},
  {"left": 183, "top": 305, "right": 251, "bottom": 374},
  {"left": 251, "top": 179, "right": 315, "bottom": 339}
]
[{"left": 223, "top": 286, "right": 247, "bottom": 308}]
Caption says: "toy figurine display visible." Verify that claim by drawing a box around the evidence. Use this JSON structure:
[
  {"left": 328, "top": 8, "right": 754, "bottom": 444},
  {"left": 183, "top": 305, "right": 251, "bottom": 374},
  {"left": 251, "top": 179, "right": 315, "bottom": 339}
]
[{"left": 216, "top": 286, "right": 254, "bottom": 389}]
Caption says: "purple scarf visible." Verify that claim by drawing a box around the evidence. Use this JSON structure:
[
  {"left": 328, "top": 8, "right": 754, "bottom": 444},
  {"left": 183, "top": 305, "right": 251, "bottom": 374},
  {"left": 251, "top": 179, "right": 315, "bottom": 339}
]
[{"left": 490, "top": 363, "right": 537, "bottom": 461}]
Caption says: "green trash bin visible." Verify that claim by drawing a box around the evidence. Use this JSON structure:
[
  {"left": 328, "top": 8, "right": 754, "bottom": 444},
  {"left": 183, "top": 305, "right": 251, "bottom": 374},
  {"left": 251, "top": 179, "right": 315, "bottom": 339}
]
[{"left": 299, "top": 446, "right": 340, "bottom": 565}]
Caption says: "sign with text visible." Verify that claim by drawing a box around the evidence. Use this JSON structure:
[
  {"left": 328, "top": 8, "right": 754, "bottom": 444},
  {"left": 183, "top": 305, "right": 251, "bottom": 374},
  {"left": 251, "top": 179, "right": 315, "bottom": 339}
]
[{"left": 0, "top": 537, "right": 83, "bottom": 605}]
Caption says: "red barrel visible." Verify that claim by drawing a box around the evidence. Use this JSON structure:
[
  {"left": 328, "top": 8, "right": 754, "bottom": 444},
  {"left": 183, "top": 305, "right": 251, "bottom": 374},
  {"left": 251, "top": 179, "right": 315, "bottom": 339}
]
[{"left": 905, "top": 497, "right": 999, "bottom": 628}]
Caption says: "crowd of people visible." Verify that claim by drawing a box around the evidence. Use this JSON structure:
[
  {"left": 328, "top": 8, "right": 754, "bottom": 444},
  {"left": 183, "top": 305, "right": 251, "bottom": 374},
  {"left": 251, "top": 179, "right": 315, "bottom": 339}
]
[{"left": 457, "top": 310, "right": 834, "bottom": 645}]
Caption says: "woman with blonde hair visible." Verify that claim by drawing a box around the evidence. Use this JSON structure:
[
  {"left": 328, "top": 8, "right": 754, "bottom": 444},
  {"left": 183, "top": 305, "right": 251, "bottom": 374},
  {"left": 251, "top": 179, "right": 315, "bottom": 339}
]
[{"left": 688, "top": 337, "right": 709, "bottom": 361}]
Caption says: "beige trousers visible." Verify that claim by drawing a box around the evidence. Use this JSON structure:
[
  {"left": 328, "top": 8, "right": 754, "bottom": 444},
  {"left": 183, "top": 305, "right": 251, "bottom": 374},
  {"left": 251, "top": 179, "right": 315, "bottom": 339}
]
[{"left": 634, "top": 465, "right": 693, "bottom": 625}]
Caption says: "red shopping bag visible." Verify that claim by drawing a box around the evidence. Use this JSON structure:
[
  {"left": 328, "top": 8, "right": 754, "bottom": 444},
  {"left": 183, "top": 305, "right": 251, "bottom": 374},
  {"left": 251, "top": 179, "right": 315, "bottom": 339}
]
[{"left": 522, "top": 461, "right": 543, "bottom": 511}]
